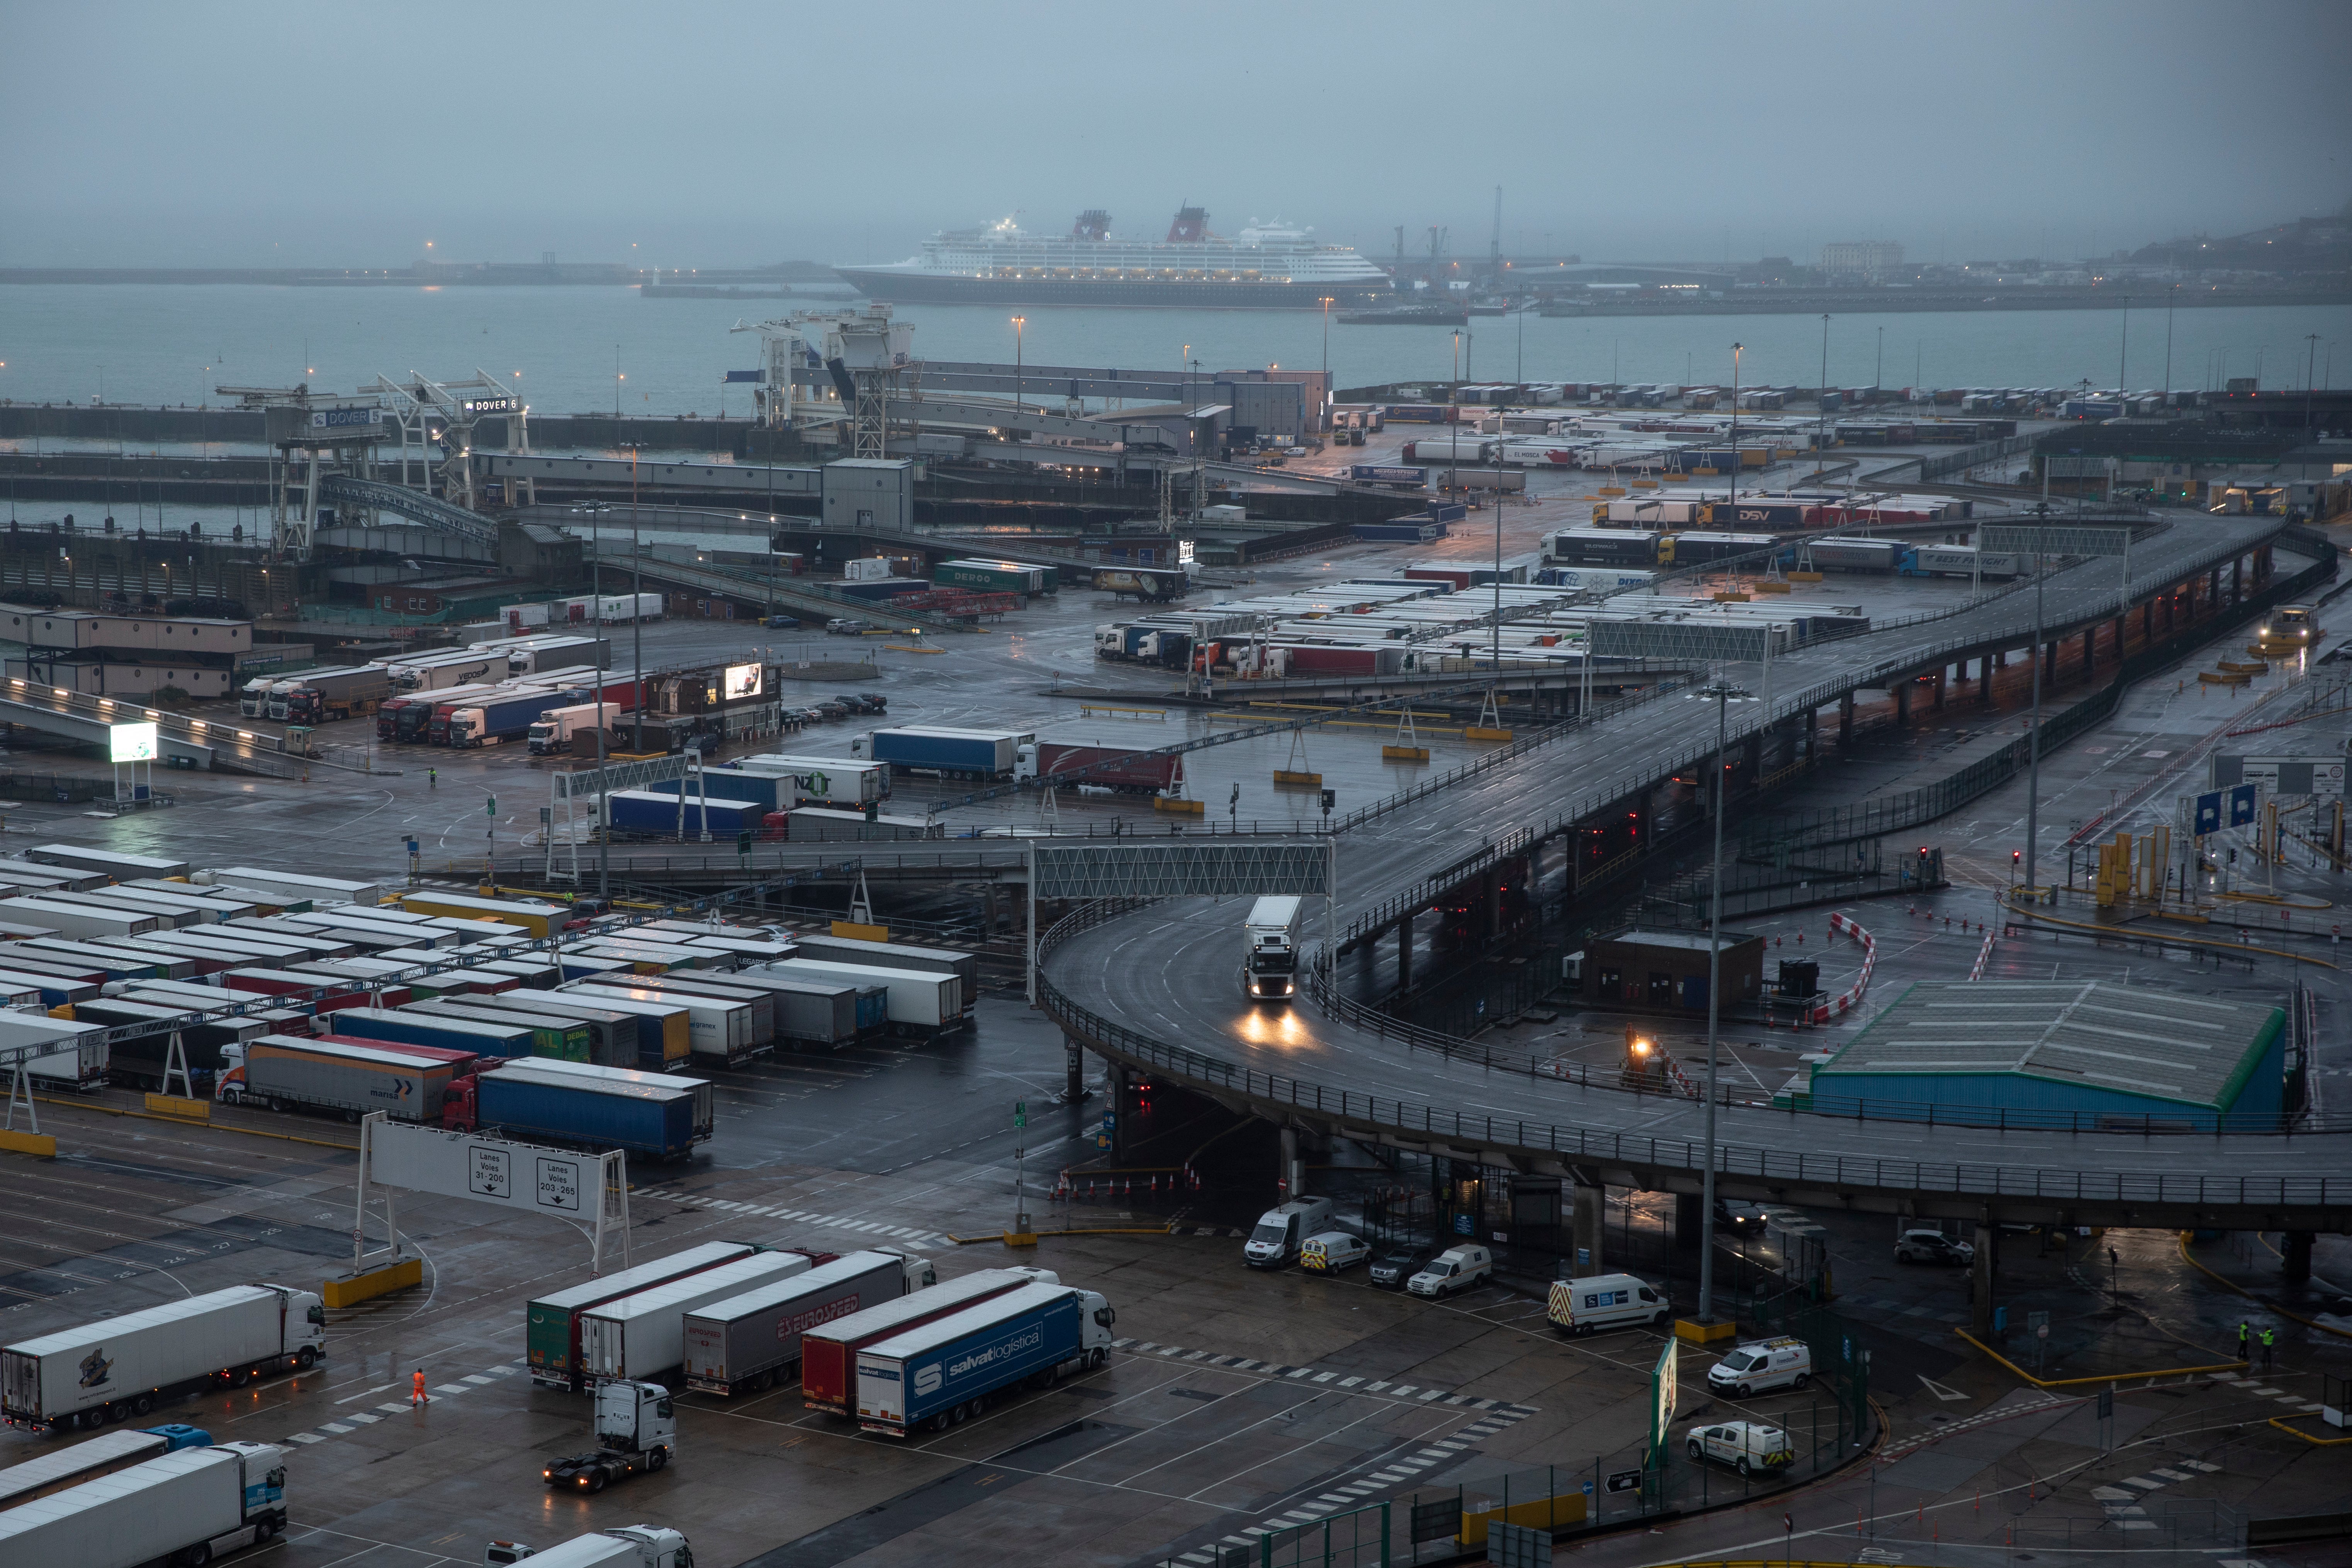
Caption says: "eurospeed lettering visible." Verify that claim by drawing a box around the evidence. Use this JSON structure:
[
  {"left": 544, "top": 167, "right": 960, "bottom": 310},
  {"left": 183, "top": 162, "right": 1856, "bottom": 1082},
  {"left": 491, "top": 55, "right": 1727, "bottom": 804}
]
[
  {"left": 776, "top": 1294, "right": 864, "bottom": 1342},
  {"left": 948, "top": 1324, "right": 1043, "bottom": 1380}
]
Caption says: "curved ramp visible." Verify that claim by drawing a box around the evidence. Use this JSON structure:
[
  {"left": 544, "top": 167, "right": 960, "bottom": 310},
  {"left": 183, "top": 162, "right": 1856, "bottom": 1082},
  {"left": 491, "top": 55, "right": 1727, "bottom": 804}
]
[{"left": 319, "top": 476, "right": 500, "bottom": 547}]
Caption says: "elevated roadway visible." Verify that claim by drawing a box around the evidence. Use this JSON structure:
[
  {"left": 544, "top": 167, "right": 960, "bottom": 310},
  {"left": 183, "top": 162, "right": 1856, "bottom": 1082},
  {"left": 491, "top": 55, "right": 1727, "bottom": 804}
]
[
  {"left": 1043, "top": 513, "right": 2352, "bottom": 1230},
  {"left": 0, "top": 676, "right": 307, "bottom": 775}
]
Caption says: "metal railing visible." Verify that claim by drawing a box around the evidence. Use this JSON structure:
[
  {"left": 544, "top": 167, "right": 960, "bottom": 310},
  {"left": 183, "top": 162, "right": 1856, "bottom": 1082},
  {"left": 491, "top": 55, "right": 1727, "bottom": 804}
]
[{"left": 1036, "top": 904, "right": 2352, "bottom": 1204}]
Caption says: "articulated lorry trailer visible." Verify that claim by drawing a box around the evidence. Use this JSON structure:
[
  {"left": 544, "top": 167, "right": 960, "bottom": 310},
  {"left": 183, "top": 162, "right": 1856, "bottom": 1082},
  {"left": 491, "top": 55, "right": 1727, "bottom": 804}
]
[
  {"left": 852, "top": 1281, "right": 1115, "bottom": 1436},
  {"left": 528, "top": 1243, "right": 758, "bottom": 1391},
  {"left": 214, "top": 1034, "right": 470, "bottom": 1124},
  {"left": 851, "top": 727, "right": 1032, "bottom": 780},
  {"left": 2, "top": 1283, "right": 325, "bottom": 1434},
  {"left": 0, "top": 1422, "right": 213, "bottom": 1509},
  {"left": 275, "top": 664, "right": 393, "bottom": 725},
  {"left": 683, "top": 1250, "right": 937, "bottom": 1397},
  {"left": 450, "top": 1058, "right": 713, "bottom": 1159},
  {"left": 0, "top": 1441, "right": 289, "bottom": 1568},
  {"left": 580, "top": 1250, "right": 822, "bottom": 1385},
  {"left": 799, "top": 1268, "right": 1056, "bottom": 1415},
  {"left": 763, "top": 959, "right": 962, "bottom": 1037},
  {"left": 781, "top": 934, "right": 977, "bottom": 1022}
]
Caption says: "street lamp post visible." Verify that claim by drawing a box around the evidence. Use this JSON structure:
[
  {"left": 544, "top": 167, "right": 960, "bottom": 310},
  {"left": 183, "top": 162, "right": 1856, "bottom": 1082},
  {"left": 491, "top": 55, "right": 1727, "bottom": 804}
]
[
  {"left": 614, "top": 345, "right": 623, "bottom": 420},
  {"left": 2164, "top": 284, "right": 2178, "bottom": 399},
  {"left": 1012, "top": 316, "right": 1026, "bottom": 426},
  {"left": 1691, "top": 676, "right": 1751, "bottom": 1325},
  {"left": 572, "top": 499, "right": 615, "bottom": 899},
  {"left": 1729, "top": 342, "right": 1743, "bottom": 512},
  {"left": 2307, "top": 333, "right": 2323, "bottom": 447},
  {"left": 2118, "top": 296, "right": 2130, "bottom": 394},
  {"left": 1320, "top": 297, "right": 1335, "bottom": 437},
  {"left": 1815, "top": 314, "right": 1831, "bottom": 474},
  {"left": 1875, "top": 325, "right": 1883, "bottom": 393},
  {"left": 2023, "top": 503, "right": 2050, "bottom": 901},
  {"left": 630, "top": 447, "right": 645, "bottom": 755}
]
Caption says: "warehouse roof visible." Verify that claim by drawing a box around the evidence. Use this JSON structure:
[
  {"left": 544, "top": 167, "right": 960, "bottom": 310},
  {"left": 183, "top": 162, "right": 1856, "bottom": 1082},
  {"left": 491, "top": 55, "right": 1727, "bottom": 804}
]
[{"left": 1818, "top": 980, "right": 2283, "bottom": 1111}]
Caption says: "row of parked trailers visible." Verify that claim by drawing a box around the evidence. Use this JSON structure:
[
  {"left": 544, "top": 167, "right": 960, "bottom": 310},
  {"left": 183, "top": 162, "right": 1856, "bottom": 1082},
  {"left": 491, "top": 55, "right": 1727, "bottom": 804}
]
[{"left": 1, "top": 887, "right": 981, "bottom": 1118}]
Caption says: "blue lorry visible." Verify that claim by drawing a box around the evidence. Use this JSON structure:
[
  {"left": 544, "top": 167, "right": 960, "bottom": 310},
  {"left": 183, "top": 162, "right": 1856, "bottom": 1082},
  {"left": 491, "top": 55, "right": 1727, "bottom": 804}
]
[
  {"left": 460, "top": 1058, "right": 714, "bottom": 1159},
  {"left": 851, "top": 1280, "right": 1115, "bottom": 1436},
  {"left": 851, "top": 727, "right": 1029, "bottom": 780},
  {"left": 327, "top": 1005, "right": 536, "bottom": 1060}
]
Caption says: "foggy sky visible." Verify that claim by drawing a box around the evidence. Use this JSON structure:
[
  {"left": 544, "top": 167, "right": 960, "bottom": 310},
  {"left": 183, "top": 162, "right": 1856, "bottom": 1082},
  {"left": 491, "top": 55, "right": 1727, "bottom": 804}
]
[{"left": 4, "top": 0, "right": 2347, "bottom": 270}]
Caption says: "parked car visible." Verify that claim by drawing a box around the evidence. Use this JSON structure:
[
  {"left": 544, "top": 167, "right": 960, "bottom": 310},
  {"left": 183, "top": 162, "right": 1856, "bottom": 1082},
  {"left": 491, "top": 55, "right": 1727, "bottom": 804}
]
[
  {"left": 1894, "top": 1228, "right": 1975, "bottom": 1266},
  {"left": 1298, "top": 1232, "right": 1370, "bottom": 1273},
  {"left": 1706, "top": 1336, "right": 1813, "bottom": 1399},
  {"left": 1686, "top": 1419, "right": 1793, "bottom": 1477},
  {"left": 1370, "top": 1247, "right": 1440, "bottom": 1290},
  {"left": 837, "top": 693, "right": 886, "bottom": 714},
  {"left": 763, "top": 614, "right": 800, "bottom": 629},
  {"left": 1406, "top": 1244, "right": 1493, "bottom": 1299},
  {"left": 825, "top": 618, "right": 871, "bottom": 636},
  {"left": 814, "top": 701, "right": 851, "bottom": 720}
]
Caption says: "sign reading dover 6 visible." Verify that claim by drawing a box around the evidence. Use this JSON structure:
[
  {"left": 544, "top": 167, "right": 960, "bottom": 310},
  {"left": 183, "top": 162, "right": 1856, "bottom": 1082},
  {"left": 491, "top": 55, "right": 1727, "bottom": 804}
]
[{"left": 369, "top": 1122, "right": 605, "bottom": 1221}]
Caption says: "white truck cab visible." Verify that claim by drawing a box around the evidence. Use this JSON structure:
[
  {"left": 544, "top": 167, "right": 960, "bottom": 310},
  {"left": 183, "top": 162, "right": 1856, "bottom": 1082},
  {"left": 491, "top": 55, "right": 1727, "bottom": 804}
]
[
  {"left": 1407, "top": 1244, "right": 1493, "bottom": 1298},
  {"left": 1244, "top": 1198, "right": 1334, "bottom": 1268},
  {"left": 1706, "top": 1335, "right": 1814, "bottom": 1398}
]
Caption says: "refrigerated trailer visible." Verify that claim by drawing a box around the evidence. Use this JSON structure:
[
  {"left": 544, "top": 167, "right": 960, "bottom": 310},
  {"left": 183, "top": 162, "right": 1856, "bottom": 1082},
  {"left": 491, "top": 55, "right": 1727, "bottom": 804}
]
[
  {"left": 0, "top": 1441, "right": 289, "bottom": 1568},
  {"left": 0, "top": 1422, "right": 213, "bottom": 1509},
  {"left": 762, "top": 959, "right": 962, "bottom": 1036},
  {"left": 528, "top": 1243, "right": 758, "bottom": 1391},
  {"left": 682, "top": 1250, "right": 936, "bottom": 1397},
  {"left": 2, "top": 1283, "right": 325, "bottom": 1433},
  {"left": 579, "top": 1251, "right": 817, "bottom": 1386}
]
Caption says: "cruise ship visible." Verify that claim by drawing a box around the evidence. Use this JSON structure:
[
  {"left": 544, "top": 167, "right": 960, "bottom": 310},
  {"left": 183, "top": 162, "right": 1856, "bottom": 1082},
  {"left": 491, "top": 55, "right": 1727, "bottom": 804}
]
[{"left": 834, "top": 207, "right": 1395, "bottom": 309}]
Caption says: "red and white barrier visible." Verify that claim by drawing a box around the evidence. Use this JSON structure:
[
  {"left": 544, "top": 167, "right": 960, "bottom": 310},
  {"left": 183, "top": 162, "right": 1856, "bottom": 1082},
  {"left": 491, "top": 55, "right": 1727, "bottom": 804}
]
[
  {"left": 1968, "top": 926, "right": 1997, "bottom": 981},
  {"left": 1810, "top": 913, "right": 1878, "bottom": 1023}
]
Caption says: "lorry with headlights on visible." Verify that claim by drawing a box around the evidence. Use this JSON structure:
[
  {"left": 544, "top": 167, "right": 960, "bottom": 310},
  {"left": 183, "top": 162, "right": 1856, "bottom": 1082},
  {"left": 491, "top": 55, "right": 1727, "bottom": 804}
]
[
  {"left": 0, "top": 1440, "right": 287, "bottom": 1568},
  {"left": 487, "top": 1525, "right": 693, "bottom": 1568}
]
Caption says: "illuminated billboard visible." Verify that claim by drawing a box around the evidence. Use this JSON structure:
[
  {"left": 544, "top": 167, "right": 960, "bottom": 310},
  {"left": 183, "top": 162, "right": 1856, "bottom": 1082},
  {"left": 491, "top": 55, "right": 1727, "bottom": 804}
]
[
  {"left": 109, "top": 722, "right": 159, "bottom": 764},
  {"left": 723, "top": 663, "right": 763, "bottom": 700}
]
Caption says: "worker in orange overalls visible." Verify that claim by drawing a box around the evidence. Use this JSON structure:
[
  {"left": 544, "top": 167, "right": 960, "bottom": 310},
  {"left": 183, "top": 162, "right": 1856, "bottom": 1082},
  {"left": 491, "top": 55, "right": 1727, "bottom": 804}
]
[{"left": 411, "top": 1369, "right": 429, "bottom": 1406}]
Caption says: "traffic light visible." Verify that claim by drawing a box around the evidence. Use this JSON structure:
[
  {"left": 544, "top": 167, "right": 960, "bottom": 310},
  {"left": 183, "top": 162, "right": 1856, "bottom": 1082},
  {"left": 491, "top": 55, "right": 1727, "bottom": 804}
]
[
  {"left": 486, "top": 796, "right": 496, "bottom": 817},
  {"left": 2012, "top": 849, "right": 2021, "bottom": 866},
  {"left": 735, "top": 830, "right": 752, "bottom": 856},
  {"left": 1319, "top": 788, "right": 1336, "bottom": 811},
  {"left": 864, "top": 800, "right": 880, "bottom": 822}
]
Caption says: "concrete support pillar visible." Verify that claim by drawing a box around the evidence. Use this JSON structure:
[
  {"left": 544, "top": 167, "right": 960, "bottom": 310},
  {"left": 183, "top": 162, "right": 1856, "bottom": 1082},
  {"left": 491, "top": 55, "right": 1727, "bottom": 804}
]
[
  {"left": 1674, "top": 1191, "right": 1703, "bottom": 1251},
  {"left": 2043, "top": 639, "right": 2058, "bottom": 685},
  {"left": 2143, "top": 600, "right": 2154, "bottom": 641},
  {"left": 1397, "top": 911, "right": 1414, "bottom": 990},
  {"left": 1571, "top": 1182, "right": 1606, "bottom": 1277},
  {"left": 2232, "top": 558, "right": 2243, "bottom": 604},
  {"left": 2082, "top": 627, "right": 2096, "bottom": 674},
  {"left": 1064, "top": 1034, "right": 1085, "bottom": 1103},
  {"left": 1805, "top": 705, "right": 1819, "bottom": 759},
  {"left": 2209, "top": 567, "right": 2220, "bottom": 611},
  {"left": 1838, "top": 691, "right": 1855, "bottom": 746},
  {"left": 2282, "top": 1230, "right": 2314, "bottom": 1283},
  {"left": 1111, "top": 1065, "right": 1130, "bottom": 1162},
  {"left": 1486, "top": 870, "right": 1502, "bottom": 942},
  {"left": 2113, "top": 615, "right": 2126, "bottom": 661},
  {"left": 1931, "top": 669, "right": 1946, "bottom": 712},
  {"left": 1982, "top": 654, "right": 1997, "bottom": 705},
  {"left": 1279, "top": 1124, "right": 1302, "bottom": 1203},
  {"left": 1894, "top": 681, "right": 1911, "bottom": 724},
  {"left": 1970, "top": 1222, "right": 1999, "bottom": 1335}
]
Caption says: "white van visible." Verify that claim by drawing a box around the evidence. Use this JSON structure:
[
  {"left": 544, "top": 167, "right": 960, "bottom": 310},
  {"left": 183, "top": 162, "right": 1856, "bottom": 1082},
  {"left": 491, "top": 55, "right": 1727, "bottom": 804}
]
[
  {"left": 1546, "top": 1272, "right": 1671, "bottom": 1335},
  {"left": 1299, "top": 1232, "right": 1370, "bottom": 1273},
  {"left": 1686, "top": 1419, "right": 1793, "bottom": 1476},
  {"left": 1244, "top": 1198, "right": 1335, "bottom": 1269},
  {"left": 1706, "top": 1335, "right": 1814, "bottom": 1398},
  {"left": 1406, "top": 1244, "right": 1493, "bottom": 1298}
]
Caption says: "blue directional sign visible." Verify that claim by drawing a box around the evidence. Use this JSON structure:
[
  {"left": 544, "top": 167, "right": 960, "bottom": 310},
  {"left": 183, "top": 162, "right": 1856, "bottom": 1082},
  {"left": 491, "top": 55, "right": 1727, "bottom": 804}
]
[
  {"left": 2194, "top": 792, "right": 2223, "bottom": 835},
  {"left": 2229, "top": 783, "right": 2259, "bottom": 827}
]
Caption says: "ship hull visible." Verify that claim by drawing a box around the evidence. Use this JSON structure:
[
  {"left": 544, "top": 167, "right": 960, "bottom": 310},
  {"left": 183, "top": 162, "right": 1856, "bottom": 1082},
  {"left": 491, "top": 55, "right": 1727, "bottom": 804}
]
[{"left": 834, "top": 268, "right": 1393, "bottom": 309}]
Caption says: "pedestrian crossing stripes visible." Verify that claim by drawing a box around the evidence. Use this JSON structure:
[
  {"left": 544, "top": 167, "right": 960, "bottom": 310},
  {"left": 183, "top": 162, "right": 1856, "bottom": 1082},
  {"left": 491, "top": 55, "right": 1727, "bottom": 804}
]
[
  {"left": 1108, "top": 1337, "right": 1536, "bottom": 1414},
  {"left": 630, "top": 1186, "right": 942, "bottom": 1247},
  {"left": 1167, "top": 1404, "right": 1532, "bottom": 1563},
  {"left": 284, "top": 1359, "right": 526, "bottom": 1447}
]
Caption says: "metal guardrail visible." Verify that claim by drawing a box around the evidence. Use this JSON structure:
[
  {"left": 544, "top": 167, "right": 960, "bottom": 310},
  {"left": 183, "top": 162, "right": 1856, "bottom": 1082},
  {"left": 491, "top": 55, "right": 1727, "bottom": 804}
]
[{"left": 1036, "top": 902, "right": 2350, "bottom": 1206}]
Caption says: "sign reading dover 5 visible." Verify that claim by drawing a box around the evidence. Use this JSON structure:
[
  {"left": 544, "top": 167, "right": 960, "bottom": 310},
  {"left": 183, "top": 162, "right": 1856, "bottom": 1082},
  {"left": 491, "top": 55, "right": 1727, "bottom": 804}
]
[{"left": 369, "top": 1122, "right": 611, "bottom": 1223}]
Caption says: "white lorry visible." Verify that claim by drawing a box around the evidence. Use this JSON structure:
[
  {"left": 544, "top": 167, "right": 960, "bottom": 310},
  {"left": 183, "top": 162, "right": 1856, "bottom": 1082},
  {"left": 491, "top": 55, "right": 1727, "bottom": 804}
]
[
  {"left": 2, "top": 1283, "right": 326, "bottom": 1434},
  {"left": 542, "top": 1382, "right": 678, "bottom": 1495},
  {"left": 488, "top": 1526, "right": 694, "bottom": 1567},
  {"left": 0, "top": 1440, "right": 287, "bottom": 1567},
  {"left": 578, "top": 1251, "right": 814, "bottom": 1385},
  {"left": 1242, "top": 895, "right": 1304, "bottom": 1001},
  {"left": 527, "top": 702, "right": 617, "bottom": 756}
]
